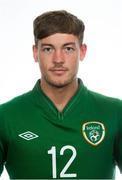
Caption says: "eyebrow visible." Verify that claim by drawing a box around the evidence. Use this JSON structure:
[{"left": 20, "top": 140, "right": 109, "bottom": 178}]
[
  {"left": 63, "top": 42, "right": 76, "bottom": 46},
  {"left": 40, "top": 43, "right": 53, "bottom": 47},
  {"left": 40, "top": 42, "right": 76, "bottom": 47}
]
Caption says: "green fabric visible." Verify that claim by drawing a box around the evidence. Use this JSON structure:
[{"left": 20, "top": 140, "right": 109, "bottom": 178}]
[{"left": 0, "top": 78, "right": 122, "bottom": 179}]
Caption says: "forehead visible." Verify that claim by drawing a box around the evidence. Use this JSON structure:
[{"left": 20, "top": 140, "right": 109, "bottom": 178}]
[{"left": 38, "top": 33, "right": 79, "bottom": 46}]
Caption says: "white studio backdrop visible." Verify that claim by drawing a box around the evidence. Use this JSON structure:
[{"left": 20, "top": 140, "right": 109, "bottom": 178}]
[{"left": 0, "top": 0, "right": 122, "bottom": 179}]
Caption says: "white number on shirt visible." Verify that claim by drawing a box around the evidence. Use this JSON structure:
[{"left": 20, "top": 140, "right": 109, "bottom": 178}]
[{"left": 48, "top": 145, "right": 77, "bottom": 178}]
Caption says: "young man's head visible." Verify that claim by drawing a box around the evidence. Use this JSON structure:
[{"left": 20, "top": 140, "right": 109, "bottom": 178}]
[
  {"left": 33, "top": 10, "right": 87, "bottom": 88},
  {"left": 33, "top": 10, "right": 85, "bottom": 46}
]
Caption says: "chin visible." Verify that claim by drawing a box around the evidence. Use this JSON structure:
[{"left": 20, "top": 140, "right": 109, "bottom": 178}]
[
  {"left": 44, "top": 74, "right": 76, "bottom": 88},
  {"left": 47, "top": 79, "right": 73, "bottom": 88}
]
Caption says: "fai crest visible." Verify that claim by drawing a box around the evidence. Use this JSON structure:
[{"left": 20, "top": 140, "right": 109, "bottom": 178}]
[{"left": 82, "top": 121, "right": 105, "bottom": 146}]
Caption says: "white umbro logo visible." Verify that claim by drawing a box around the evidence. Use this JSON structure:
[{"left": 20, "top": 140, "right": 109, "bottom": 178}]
[{"left": 19, "top": 131, "right": 39, "bottom": 140}]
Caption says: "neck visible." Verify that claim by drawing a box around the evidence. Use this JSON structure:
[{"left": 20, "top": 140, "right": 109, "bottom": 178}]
[{"left": 40, "top": 79, "right": 79, "bottom": 112}]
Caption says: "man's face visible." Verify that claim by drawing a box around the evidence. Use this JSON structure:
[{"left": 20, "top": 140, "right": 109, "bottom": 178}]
[{"left": 33, "top": 33, "right": 87, "bottom": 88}]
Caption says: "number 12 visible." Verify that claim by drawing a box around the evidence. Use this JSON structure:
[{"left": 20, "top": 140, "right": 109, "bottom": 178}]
[{"left": 48, "top": 145, "right": 77, "bottom": 178}]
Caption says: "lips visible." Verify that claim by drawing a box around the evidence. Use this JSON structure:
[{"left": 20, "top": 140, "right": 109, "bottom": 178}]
[
  {"left": 49, "top": 68, "right": 68, "bottom": 75},
  {"left": 50, "top": 68, "right": 67, "bottom": 71}
]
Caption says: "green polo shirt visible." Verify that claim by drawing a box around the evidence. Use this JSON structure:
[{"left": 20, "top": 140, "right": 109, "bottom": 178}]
[{"left": 0, "top": 79, "right": 122, "bottom": 179}]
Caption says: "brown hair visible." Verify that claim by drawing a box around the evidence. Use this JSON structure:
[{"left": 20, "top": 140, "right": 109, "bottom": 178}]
[{"left": 33, "top": 10, "right": 85, "bottom": 45}]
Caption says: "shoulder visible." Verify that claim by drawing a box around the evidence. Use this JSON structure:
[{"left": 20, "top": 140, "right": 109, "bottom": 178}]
[
  {"left": 0, "top": 90, "right": 36, "bottom": 140},
  {"left": 86, "top": 88, "right": 122, "bottom": 111},
  {"left": 0, "top": 90, "right": 33, "bottom": 115}
]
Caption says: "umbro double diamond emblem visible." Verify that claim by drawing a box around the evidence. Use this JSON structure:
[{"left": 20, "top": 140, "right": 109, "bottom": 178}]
[{"left": 19, "top": 131, "right": 39, "bottom": 140}]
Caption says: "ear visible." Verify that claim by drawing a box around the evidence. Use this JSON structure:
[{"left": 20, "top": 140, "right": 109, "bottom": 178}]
[
  {"left": 32, "top": 45, "right": 38, "bottom": 62},
  {"left": 80, "top": 44, "right": 87, "bottom": 61}
]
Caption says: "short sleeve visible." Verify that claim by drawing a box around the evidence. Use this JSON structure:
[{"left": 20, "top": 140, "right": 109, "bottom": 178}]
[
  {"left": 114, "top": 99, "right": 122, "bottom": 173},
  {"left": 0, "top": 143, "right": 4, "bottom": 175},
  {"left": 0, "top": 106, "right": 7, "bottom": 176}
]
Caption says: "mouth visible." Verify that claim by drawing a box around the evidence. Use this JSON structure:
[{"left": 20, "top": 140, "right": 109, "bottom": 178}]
[{"left": 49, "top": 68, "right": 68, "bottom": 75}]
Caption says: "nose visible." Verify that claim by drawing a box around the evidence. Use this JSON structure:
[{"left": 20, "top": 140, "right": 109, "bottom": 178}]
[{"left": 53, "top": 50, "right": 65, "bottom": 64}]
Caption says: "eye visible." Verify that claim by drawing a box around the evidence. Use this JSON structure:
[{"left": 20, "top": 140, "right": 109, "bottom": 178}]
[
  {"left": 42, "top": 47, "right": 54, "bottom": 54},
  {"left": 64, "top": 46, "right": 75, "bottom": 53}
]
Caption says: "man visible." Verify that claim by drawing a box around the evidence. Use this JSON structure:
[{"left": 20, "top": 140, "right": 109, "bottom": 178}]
[{"left": 0, "top": 10, "right": 122, "bottom": 179}]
